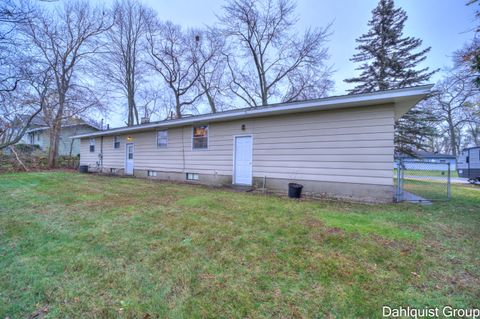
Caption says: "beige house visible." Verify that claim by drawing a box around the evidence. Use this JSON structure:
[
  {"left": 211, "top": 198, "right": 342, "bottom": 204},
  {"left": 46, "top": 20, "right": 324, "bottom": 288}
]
[{"left": 73, "top": 85, "right": 432, "bottom": 202}]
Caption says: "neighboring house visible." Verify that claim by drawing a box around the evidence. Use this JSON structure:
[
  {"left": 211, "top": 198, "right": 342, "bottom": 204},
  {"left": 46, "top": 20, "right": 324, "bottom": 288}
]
[
  {"left": 73, "top": 85, "right": 433, "bottom": 203},
  {"left": 457, "top": 146, "right": 480, "bottom": 180},
  {"left": 20, "top": 117, "right": 99, "bottom": 156},
  {"left": 395, "top": 151, "right": 457, "bottom": 170}
]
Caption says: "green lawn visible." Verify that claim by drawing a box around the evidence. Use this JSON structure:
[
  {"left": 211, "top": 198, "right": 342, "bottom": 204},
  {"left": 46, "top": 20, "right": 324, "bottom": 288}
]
[{"left": 1, "top": 172, "right": 479, "bottom": 318}]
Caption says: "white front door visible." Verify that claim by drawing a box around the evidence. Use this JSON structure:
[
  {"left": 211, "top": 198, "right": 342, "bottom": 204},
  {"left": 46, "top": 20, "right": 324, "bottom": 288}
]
[
  {"left": 125, "top": 143, "right": 134, "bottom": 175},
  {"left": 234, "top": 136, "right": 253, "bottom": 185}
]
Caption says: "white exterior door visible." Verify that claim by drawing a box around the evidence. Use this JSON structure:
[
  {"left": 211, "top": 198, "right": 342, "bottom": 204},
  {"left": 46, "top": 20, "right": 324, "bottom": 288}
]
[
  {"left": 125, "top": 143, "right": 134, "bottom": 175},
  {"left": 234, "top": 136, "right": 253, "bottom": 185}
]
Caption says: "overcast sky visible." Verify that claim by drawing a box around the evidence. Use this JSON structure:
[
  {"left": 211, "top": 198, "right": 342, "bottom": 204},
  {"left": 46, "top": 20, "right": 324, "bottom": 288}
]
[{"left": 95, "top": 0, "right": 475, "bottom": 127}]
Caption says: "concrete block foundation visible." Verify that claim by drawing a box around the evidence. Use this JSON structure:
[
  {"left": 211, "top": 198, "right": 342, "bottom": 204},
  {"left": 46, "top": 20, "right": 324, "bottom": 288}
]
[{"left": 100, "top": 168, "right": 393, "bottom": 203}]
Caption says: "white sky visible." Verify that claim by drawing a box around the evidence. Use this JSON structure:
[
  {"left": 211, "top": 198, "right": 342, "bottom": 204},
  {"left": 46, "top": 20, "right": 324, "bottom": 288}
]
[{"left": 89, "top": 0, "right": 476, "bottom": 127}]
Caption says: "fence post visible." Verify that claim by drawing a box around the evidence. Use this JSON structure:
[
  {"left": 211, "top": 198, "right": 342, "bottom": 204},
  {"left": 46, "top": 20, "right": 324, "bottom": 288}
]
[
  {"left": 396, "top": 159, "right": 402, "bottom": 202},
  {"left": 447, "top": 162, "right": 451, "bottom": 200}
]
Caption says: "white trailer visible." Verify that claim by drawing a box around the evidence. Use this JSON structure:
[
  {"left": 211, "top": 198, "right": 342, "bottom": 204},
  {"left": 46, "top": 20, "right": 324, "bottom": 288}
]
[{"left": 457, "top": 147, "right": 480, "bottom": 184}]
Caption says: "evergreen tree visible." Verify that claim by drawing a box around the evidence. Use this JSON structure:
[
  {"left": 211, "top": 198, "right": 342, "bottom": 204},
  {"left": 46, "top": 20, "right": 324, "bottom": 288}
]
[
  {"left": 345, "top": 0, "right": 437, "bottom": 155},
  {"left": 456, "top": 0, "right": 480, "bottom": 87}
]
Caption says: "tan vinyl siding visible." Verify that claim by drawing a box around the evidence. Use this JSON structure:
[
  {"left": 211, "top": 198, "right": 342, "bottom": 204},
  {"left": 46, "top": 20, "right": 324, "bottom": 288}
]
[
  {"left": 102, "top": 136, "right": 127, "bottom": 168},
  {"left": 79, "top": 104, "right": 395, "bottom": 186},
  {"left": 250, "top": 106, "right": 394, "bottom": 186},
  {"left": 79, "top": 137, "right": 100, "bottom": 165},
  {"left": 131, "top": 130, "right": 185, "bottom": 172}
]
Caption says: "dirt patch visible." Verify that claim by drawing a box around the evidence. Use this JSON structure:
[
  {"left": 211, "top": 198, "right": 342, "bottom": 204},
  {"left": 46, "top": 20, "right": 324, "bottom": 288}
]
[
  {"left": 302, "top": 217, "right": 325, "bottom": 228},
  {"left": 371, "top": 235, "right": 415, "bottom": 254},
  {"left": 26, "top": 305, "right": 49, "bottom": 319},
  {"left": 449, "top": 270, "right": 480, "bottom": 290},
  {"left": 326, "top": 227, "right": 344, "bottom": 235},
  {"left": 307, "top": 219, "right": 347, "bottom": 243},
  {"left": 427, "top": 269, "right": 480, "bottom": 296}
]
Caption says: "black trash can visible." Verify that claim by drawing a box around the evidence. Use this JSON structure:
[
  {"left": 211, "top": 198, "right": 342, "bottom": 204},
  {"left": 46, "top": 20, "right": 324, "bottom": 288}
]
[
  {"left": 79, "top": 165, "right": 89, "bottom": 173},
  {"left": 288, "top": 183, "right": 303, "bottom": 198}
]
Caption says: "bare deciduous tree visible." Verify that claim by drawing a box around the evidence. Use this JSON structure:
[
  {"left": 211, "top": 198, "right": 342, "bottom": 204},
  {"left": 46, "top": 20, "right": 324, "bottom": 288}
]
[
  {"left": 0, "top": 63, "right": 54, "bottom": 150},
  {"left": 220, "top": 0, "right": 332, "bottom": 107},
  {"left": 146, "top": 21, "right": 214, "bottom": 118},
  {"left": 99, "top": 0, "right": 155, "bottom": 126},
  {"left": 283, "top": 66, "right": 333, "bottom": 102},
  {"left": 432, "top": 70, "right": 480, "bottom": 156},
  {"left": 194, "top": 28, "right": 230, "bottom": 113},
  {"left": 464, "top": 102, "right": 480, "bottom": 146},
  {"left": 0, "top": 0, "right": 42, "bottom": 150},
  {"left": 0, "top": 0, "right": 32, "bottom": 94},
  {"left": 22, "top": 0, "right": 111, "bottom": 167}
]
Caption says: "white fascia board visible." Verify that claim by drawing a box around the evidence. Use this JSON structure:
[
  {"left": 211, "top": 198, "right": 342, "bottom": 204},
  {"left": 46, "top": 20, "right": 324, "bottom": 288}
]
[{"left": 72, "top": 84, "right": 433, "bottom": 139}]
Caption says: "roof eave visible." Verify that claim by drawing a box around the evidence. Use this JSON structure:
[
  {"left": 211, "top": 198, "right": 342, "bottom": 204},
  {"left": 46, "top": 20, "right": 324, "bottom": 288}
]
[{"left": 72, "top": 84, "right": 433, "bottom": 139}]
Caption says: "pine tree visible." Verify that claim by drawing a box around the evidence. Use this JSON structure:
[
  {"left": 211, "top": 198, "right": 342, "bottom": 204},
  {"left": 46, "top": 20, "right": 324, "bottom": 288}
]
[{"left": 345, "top": 0, "right": 437, "bottom": 155}]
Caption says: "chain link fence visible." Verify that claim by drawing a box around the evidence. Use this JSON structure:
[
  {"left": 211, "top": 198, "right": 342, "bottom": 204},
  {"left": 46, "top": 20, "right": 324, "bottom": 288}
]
[{"left": 394, "top": 159, "right": 451, "bottom": 202}]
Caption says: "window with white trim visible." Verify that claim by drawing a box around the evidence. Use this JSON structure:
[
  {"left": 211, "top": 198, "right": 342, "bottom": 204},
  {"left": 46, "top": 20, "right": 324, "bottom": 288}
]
[
  {"left": 192, "top": 125, "right": 208, "bottom": 149},
  {"left": 89, "top": 138, "right": 95, "bottom": 152},
  {"left": 113, "top": 136, "right": 120, "bottom": 149},
  {"left": 157, "top": 130, "right": 168, "bottom": 148},
  {"left": 186, "top": 173, "right": 199, "bottom": 180},
  {"left": 148, "top": 170, "right": 157, "bottom": 177}
]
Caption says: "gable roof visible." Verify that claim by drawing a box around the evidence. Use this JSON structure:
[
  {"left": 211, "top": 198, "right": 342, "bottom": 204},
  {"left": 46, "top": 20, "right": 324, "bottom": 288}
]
[
  {"left": 26, "top": 117, "right": 100, "bottom": 133},
  {"left": 26, "top": 122, "right": 100, "bottom": 133},
  {"left": 72, "top": 84, "right": 434, "bottom": 139}
]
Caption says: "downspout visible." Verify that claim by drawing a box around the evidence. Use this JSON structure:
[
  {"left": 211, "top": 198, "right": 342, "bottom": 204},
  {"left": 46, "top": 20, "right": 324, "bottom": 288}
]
[
  {"left": 100, "top": 136, "right": 104, "bottom": 172},
  {"left": 468, "top": 148, "right": 471, "bottom": 179},
  {"left": 181, "top": 127, "right": 186, "bottom": 172}
]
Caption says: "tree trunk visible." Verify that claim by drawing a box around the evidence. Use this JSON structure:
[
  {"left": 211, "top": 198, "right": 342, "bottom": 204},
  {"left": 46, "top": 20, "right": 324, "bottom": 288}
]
[
  {"left": 446, "top": 112, "right": 458, "bottom": 156},
  {"left": 127, "top": 79, "right": 139, "bottom": 126},
  {"left": 48, "top": 91, "right": 64, "bottom": 168},
  {"left": 260, "top": 72, "right": 268, "bottom": 106},
  {"left": 69, "top": 126, "right": 78, "bottom": 157},
  {"left": 175, "top": 95, "right": 182, "bottom": 118},
  {"left": 133, "top": 99, "right": 139, "bottom": 124},
  {"left": 48, "top": 124, "right": 60, "bottom": 168},
  {"left": 128, "top": 103, "right": 133, "bottom": 126},
  {"left": 127, "top": 91, "right": 135, "bottom": 126},
  {"left": 205, "top": 89, "right": 216, "bottom": 113}
]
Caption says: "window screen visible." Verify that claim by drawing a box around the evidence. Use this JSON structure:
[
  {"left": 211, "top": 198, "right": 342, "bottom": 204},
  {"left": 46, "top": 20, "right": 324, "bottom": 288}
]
[
  {"left": 113, "top": 136, "right": 120, "bottom": 149},
  {"left": 192, "top": 126, "right": 208, "bottom": 149},
  {"left": 157, "top": 130, "right": 168, "bottom": 148}
]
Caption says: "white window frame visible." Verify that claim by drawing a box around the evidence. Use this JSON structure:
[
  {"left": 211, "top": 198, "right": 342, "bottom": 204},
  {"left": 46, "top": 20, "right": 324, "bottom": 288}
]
[
  {"left": 148, "top": 170, "right": 157, "bottom": 177},
  {"left": 113, "top": 136, "right": 121, "bottom": 149},
  {"left": 89, "top": 138, "right": 95, "bottom": 153},
  {"left": 156, "top": 130, "right": 168, "bottom": 149},
  {"left": 186, "top": 172, "right": 199, "bottom": 180},
  {"left": 192, "top": 125, "right": 208, "bottom": 150}
]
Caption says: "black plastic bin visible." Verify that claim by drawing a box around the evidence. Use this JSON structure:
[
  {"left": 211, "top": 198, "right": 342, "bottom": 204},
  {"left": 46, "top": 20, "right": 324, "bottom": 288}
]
[
  {"left": 288, "top": 183, "right": 303, "bottom": 198},
  {"left": 79, "top": 165, "right": 89, "bottom": 173}
]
